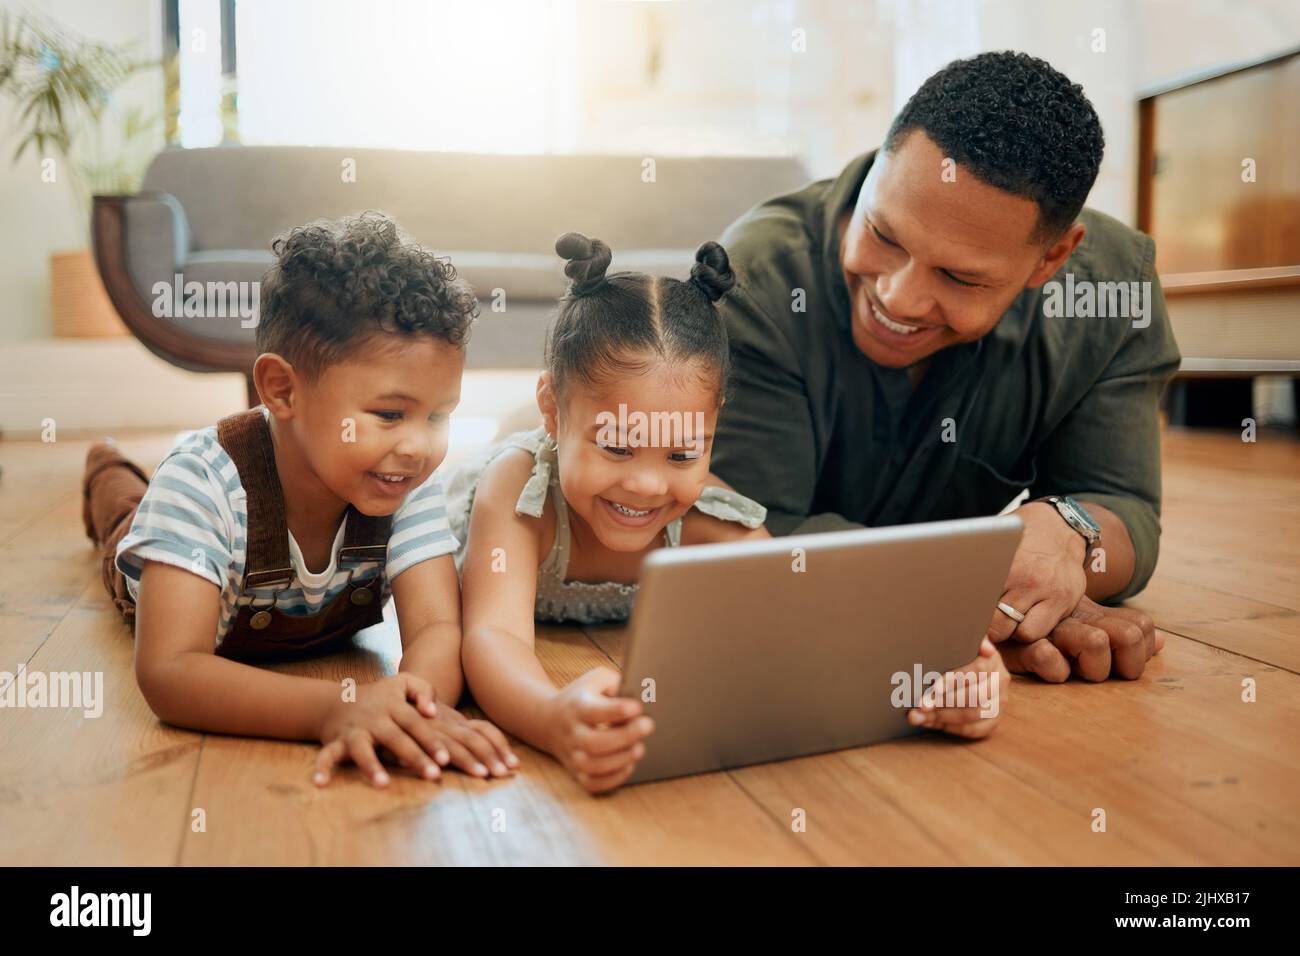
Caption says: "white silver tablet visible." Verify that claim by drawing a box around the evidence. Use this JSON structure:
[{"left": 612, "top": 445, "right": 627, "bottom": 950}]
[{"left": 618, "top": 515, "right": 1024, "bottom": 784}]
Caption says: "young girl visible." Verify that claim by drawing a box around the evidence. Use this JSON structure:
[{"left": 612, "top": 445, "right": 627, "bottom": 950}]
[
  {"left": 448, "top": 233, "right": 768, "bottom": 793},
  {"left": 450, "top": 233, "right": 1007, "bottom": 795}
]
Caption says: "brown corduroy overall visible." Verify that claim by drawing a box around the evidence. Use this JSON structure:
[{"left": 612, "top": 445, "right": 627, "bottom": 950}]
[{"left": 84, "top": 408, "right": 391, "bottom": 663}]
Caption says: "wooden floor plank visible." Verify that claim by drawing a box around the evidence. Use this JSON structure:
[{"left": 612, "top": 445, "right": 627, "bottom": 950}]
[
  {"left": 1, "top": 421, "right": 1296, "bottom": 865},
  {"left": 0, "top": 435, "right": 184, "bottom": 675},
  {"left": 0, "top": 579, "right": 200, "bottom": 866},
  {"left": 1129, "top": 575, "right": 1300, "bottom": 672},
  {"left": 178, "top": 619, "right": 810, "bottom": 865},
  {"left": 1153, "top": 429, "right": 1300, "bottom": 614}
]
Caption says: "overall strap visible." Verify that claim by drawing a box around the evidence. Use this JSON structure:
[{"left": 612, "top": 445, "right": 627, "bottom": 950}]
[
  {"left": 339, "top": 507, "right": 391, "bottom": 565},
  {"left": 216, "top": 408, "right": 294, "bottom": 590}
]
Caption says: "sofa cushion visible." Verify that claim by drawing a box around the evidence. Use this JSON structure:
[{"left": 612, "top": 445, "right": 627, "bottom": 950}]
[
  {"left": 139, "top": 251, "right": 276, "bottom": 344},
  {"left": 141, "top": 147, "right": 810, "bottom": 258}
]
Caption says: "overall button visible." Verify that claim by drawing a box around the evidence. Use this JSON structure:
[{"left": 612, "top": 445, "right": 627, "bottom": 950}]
[
  {"left": 350, "top": 587, "right": 374, "bottom": 606},
  {"left": 250, "top": 610, "right": 273, "bottom": 629}
]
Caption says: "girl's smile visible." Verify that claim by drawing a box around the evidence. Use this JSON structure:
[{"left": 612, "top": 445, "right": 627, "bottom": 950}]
[{"left": 541, "top": 360, "right": 721, "bottom": 554}]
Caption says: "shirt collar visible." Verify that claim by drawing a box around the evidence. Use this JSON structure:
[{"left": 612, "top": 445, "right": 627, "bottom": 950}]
[{"left": 820, "top": 150, "right": 875, "bottom": 335}]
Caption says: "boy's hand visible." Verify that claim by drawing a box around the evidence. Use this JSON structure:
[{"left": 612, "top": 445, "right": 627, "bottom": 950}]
[
  {"left": 314, "top": 674, "right": 440, "bottom": 787},
  {"left": 313, "top": 674, "right": 516, "bottom": 787},
  {"left": 546, "top": 666, "right": 654, "bottom": 795},
  {"left": 907, "top": 637, "right": 1008, "bottom": 740}
]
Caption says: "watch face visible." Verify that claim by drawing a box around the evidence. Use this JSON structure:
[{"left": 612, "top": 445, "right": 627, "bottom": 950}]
[{"left": 1061, "top": 496, "right": 1101, "bottom": 535}]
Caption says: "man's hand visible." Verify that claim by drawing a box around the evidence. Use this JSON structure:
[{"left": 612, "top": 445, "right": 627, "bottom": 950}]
[
  {"left": 997, "top": 596, "right": 1164, "bottom": 682},
  {"left": 987, "top": 501, "right": 1088, "bottom": 645}
]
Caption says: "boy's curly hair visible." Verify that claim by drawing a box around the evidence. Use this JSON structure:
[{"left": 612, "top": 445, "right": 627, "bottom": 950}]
[{"left": 256, "top": 211, "right": 477, "bottom": 378}]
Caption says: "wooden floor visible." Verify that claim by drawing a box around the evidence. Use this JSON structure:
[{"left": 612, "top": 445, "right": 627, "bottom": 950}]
[{"left": 1, "top": 423, "right": 1297, "bottom": 865}]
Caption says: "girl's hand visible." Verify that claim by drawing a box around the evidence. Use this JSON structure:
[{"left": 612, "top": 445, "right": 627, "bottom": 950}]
[
  {"left": 907, "top": 637, "right": 1009, "bottom": 740},
  {"left": 546, "top": 666, "right": 654, "bottom": 794},
  {"left": 418, "top": 700, "right": 520, "bottom": 780}
]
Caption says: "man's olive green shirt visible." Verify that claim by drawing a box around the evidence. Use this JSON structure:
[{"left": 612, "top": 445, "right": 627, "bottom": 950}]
[{"left": 712, "top": 151, "right": 1181, "bottom": 602}]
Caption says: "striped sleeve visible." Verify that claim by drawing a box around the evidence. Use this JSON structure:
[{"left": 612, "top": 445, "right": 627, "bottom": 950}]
[
  {"left": 115, "top": 452, "right": 235, "bottom": 589},
  {"left": 386, "top": 470, "right": 458, "bottom": 581}
]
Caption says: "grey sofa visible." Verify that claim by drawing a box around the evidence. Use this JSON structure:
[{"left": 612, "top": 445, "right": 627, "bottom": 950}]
[{"left": 93, "top": 146, "right": 809, "bottom": 403}]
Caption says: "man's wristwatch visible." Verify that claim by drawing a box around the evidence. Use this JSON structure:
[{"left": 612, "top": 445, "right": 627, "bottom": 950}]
[{"left": 1037, "top": 495, "right": 1102, "bottom": 553}]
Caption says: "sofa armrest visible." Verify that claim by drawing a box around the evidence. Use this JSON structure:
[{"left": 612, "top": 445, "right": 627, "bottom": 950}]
[
  {"left": 92, "top": 194, "right": 255, "bottom": 380},
  {"left": 122, "top": 191, "right": 191, "bottom": 292}
]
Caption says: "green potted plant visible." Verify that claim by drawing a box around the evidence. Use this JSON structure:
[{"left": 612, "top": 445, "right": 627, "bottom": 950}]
[{"left": 0, "top": 11, "right": 161, "bottom": 337}]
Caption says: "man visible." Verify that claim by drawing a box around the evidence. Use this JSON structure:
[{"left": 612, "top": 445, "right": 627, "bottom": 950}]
[{"left": 712, "top": 51, "right": 1180, "bottom": 682}]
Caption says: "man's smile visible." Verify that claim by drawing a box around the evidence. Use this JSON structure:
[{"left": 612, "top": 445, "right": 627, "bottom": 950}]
[{"left": 852, "top": 281, "right": 946, "bottom": 354}]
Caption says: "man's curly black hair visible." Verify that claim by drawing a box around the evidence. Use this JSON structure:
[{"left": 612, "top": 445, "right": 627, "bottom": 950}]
[
  {"left": 256, "top": 211, "right": 477, "bottom": 379},
  {"left": 884, "top": 51, "right": 1104, "bottom": 242}
]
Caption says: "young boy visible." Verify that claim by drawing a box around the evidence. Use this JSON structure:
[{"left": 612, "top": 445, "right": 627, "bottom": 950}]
[{"left": 81, "top": 212, "right": 517, "bottom": 788}]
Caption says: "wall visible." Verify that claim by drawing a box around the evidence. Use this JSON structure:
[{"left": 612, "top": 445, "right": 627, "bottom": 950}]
[
  {"left": 2, "top": 0, "right": 1298, "bottom": 345},
  {"left": 0, "top": 0, "right": 162, "bottom": 343},
  {"left": 891, "top": 0, "right": 1300, "bottom": 226}
]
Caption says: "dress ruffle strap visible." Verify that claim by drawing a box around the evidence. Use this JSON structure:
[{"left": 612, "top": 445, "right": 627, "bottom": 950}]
[
  {"left": 692, "top": 485, "right": 768, "bottom": 529},
  {"left": 513, "top": 431, "right": 557, "bottom": 519}
]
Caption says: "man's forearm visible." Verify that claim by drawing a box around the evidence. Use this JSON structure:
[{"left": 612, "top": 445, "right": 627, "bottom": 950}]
[
  {"left": 1081, "top": 503, "right": 1136, "bottom": 601},
  {"left": 1019, "top": 500, "right": 1136, "bottom": 602}
]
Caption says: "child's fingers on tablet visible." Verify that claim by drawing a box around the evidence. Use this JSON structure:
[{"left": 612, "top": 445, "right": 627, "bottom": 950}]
[
  {"left": 573, "top": 715, "right": 655, "bottom": 756},
  {"left": 373, "top": 722, "right": 441, "bottom": 781},
  {"left": 916, "top": 669, "right": 976, "bottom": 710},
  {"left": 575, "top": 691, "right": 640, "bottom": 728},
  {"left": 922, "top": 709, "right": 999, "bottom": 740},
  {"left": 570, "top": 742, "right": 645, "bottom": 778},
  {"left": 313, "top": 739, "right": 349, "bottom": 786},
  {"left": 576, "top": 762, "right": 638, "bottom": 795},
  {"left": 346, "top": 732, "right": 391, "bottom": 787}
]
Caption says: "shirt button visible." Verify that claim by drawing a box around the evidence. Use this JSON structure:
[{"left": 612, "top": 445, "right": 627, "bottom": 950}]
[
  {"left": 250, "top": 610, "right": 272, "bottom": 630},
  {"left": 350, "top": 588, "right": 374, "bottom": 606}
]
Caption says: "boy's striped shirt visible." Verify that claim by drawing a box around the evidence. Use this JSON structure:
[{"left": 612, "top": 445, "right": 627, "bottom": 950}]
[{"left": 115, "top": 406, "right": 457, "bottom": 650}]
